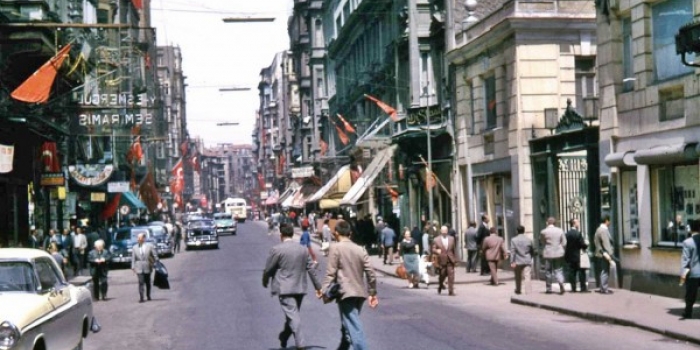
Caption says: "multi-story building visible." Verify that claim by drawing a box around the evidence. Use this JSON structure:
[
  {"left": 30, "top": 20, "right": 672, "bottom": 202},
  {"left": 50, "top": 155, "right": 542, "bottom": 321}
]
[
  {"left": 199, "top": 143, "right": 256, "bottom": 211},
  {"left": 596, "top": 0, "right": 700, "bottom": 297},
  {"left": 157, "top": 45, "right": 188, "bottom": 184}
]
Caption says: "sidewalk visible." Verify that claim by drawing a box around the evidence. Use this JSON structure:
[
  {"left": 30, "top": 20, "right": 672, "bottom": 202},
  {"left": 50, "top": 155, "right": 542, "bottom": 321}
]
[{"left": 293, "top": 227, "right": 700, "bottom": 345}]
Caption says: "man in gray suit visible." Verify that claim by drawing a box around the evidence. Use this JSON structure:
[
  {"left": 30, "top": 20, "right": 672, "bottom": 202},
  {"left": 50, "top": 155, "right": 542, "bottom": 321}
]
[
  {"left": 594, "top": 216, "right": 615, "bottom": 294},
  {"left": 510, "top": 225, "right": 534, "bottom": 294},
  {"left": 131, "top": 232, "right": 159, "bottom": 303},
  {"left": 464, "top": 221, "right": 478, "bottom": 273},
  {"left": 263, "top": 223, "right": 322, "bottom": 350},
  {"left": 540, "top": 217, "right": 567, "bottom": 294}
]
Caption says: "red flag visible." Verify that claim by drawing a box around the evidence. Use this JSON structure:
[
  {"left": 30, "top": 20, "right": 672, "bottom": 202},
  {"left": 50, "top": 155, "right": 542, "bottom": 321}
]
[
  {"left": 139, "top": 171, "right": 161, "bottom": 212},
  {"left": 364, "top": 94, "right": 398, "bottom": 121},
  {"left": 12, "top": 44, "right": 72, "bottom": 103},
  {"left": 337, "top": 114, "right": 356, "bottom": 133},
  {"left": 132, "top": 0, "right": 143, "bottom": 9},
  {"left": 319, "top": 139, "right": 328, "bottom": 156},
  {"left": 170, "top": 158, "right": 184, "bottom": 193},
  {"left": 40, "top": 142, "right": 61, "bottom": 172},
  {"left": 101, "top": 193, "right": 122, "bottom": 220},
  {"left": 126, "top": 136, "right": 143, "bottom": 164},
  {"left": 335, "top": 126, "right": 350, "bottom": 145},
  {"left": 190, "top": 153, "right": 201, "bottom": 173}
]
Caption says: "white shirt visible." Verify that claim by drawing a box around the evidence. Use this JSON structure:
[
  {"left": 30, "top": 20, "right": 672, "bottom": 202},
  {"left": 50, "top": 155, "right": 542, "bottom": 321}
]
[
  {"left": 441, "top": 236, "right": 449, "bottom": 249},
  {"left": 73, "top": 233, "right": 87, "bottom": 250}
]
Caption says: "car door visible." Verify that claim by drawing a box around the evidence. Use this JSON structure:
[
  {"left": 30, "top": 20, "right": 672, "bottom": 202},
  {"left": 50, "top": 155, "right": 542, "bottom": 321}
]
[{"left": 34, "top": 258, "right": 77, "bottom": 350}]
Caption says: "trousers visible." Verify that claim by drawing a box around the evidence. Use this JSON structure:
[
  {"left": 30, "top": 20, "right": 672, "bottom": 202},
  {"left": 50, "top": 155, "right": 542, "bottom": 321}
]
[
  {"left": 544, "top": 258, "right": 565, "bottom": 291},
  {"left": 337, "top": 297, "right": 367, "bottom": 350},
  {"left": 279, "top": 294, "right": 305, "bottom": 348},
  {"left": 514, "top": 264, "right": 532, "bottom": 294},
  {"left": 684, "top": 277, "right": 700, "bottom": 317},
  {"left": 438, "top": 262, "right": 455, "bottom": 293},
  {"left": 137, "top": 272, "right": 152, "bottom": 300},
  {"left": 466, "top": 250, "right": 478, "bottom": 272}
]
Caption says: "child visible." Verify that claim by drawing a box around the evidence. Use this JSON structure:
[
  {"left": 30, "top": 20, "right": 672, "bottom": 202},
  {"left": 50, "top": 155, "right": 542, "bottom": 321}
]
[{"left": 419, "top": 254, "right": 433, "bottom": 288}]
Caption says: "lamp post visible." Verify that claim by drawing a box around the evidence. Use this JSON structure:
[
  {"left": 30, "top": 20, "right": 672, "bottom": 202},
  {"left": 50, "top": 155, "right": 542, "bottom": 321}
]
[{"left": 422, "top": 85, "right": 434, "bottom": 224}]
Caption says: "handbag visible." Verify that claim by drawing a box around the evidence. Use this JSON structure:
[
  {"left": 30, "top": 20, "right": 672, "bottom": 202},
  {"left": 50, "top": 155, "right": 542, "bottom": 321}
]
[
  {"left": 321, "top": 241, "right": 330, "bottom": 251},
  {"left": 580, "top": 249, "right": 591, "bottom": 269},
  {"left": 395, "top": 264, "right": 407, "bottom": 279}
]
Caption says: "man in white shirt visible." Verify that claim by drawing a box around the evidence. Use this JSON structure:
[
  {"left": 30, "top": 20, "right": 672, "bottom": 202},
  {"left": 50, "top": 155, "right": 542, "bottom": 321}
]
[{"left": 72, "top": 227, "right": 88, "bottom": 276}]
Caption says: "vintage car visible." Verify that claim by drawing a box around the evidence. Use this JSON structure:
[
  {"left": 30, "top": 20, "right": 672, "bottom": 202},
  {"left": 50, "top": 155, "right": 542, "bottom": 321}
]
[
  {"left": 213, "top": 213, "right": 237, "bottom": 236},
  {"left": 185, "top": 219, "right": 219, "bottom": 250},
  {"left": 146, "top": 223, "right": 173, "bottom": 257},
  {"left": 0, "top": 248, "right": 97, "bottom": 350},
  {"left": 109, "top": 226, "right": 154, "bottom": 264}
]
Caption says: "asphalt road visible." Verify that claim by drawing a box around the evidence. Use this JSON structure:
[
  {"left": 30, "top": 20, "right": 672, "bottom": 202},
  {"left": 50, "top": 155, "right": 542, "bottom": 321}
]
[{"left": 84, "top": 221, "right": 699, "bottom": 350}]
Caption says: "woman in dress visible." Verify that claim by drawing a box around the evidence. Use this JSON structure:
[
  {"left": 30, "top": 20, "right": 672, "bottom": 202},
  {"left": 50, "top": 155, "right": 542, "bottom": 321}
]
[{"left": 399, "top": 228, "right": 420, "bottom": 288}]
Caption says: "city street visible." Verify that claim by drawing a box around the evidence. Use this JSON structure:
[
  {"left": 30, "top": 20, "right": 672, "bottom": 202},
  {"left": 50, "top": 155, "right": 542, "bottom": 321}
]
[{"left": 84, "top": 222, "right": 699, "bottom": 350}]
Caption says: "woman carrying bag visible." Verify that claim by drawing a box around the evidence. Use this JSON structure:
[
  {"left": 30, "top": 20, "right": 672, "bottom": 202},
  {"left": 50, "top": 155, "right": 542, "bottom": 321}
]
[{"left": 399, "top": 228, "right": 420, "bottom": 288}]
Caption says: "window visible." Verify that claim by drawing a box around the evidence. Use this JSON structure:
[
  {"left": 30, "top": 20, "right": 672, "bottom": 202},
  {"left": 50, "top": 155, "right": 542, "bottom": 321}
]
[
  {"left": 35, "top": 259, "right": 61, "bottom": 291},
  {"left": 314, "top": 19, "right": 323, "bottom": 46},
  {"left": 575, "top": 57, "right": 596, "bottom": 111},
  {"left": 620, "top": 171, "right": 639, "bottom": 243},
  {"left": 484, "top": 75, "right": 496, "bottom": 130},
  {"left": 622, "top": 18, "right": 634, "bottom": 91},
  {"left": 420, "top": 51, "right": 435, "bottom": 98},
  {"left": 659, "top": 86, "right": 684, "bottom": 121},
  {"left": 652, "top": 164, "right": 699, "bottom": 247},
  {"left": 652, "top": 0, "right": 693, "bottom": 81},
  {"left": 97, "top": 9, "right": 109, "bottom": 24}
]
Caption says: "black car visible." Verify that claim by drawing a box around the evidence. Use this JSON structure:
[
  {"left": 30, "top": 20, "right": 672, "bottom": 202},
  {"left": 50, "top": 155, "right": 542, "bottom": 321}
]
[
  {"left": 146, "top": 223, "right": 174, "bottom": 257},
  {"left": 109, "top": 226, "right": 155, "bottom": 265},
  {"left": 185, "top": 219, "right": 219, "bottom": 250}
]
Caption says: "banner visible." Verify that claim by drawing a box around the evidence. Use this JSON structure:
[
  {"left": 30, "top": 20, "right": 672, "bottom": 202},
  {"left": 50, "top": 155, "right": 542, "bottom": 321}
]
[{"left": 0, "top": 144, "right": 15, "bottom": 173}]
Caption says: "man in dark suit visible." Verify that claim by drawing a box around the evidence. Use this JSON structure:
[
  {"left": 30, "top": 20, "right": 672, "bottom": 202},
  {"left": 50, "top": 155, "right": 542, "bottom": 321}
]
[
  {"left": 432, "top": 225, "right": 458, "bottom": 296},
  {"left": 476, "top": 214, "right": 491, "bottom": 275},
  {"left": 131, "top": 232, "right": 159, "bottom": 303},
  {"left": 263, "top": 223, "right": 322, "bottom": 350},
  {"left": 564, "top": 218, "right": 589, "bottom": 292}
]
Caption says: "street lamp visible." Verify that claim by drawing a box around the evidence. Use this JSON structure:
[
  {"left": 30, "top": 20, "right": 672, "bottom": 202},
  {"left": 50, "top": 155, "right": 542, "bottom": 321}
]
[
  {"left": 583, "top": 97, "right": 599, "bottom": 126},
  {"left": 675, "top": 21, "right": 700, "bottom": 67},
  {"left": 544, "top": 108, "right": 559, "bottom": 134}
]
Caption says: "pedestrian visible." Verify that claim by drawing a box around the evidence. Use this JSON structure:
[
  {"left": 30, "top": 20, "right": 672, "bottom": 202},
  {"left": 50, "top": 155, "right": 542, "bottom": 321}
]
[
  {"left": 564, "top": 218, "right": 590, "bottom": 292},
  {"left": 594, "top": 216, "right": 615, "bottom": 294},
  {"left": 321, "top": 219, "right": 332, "bottom": 256},
  {"left": 300, "top": 220, "right": 318, "bottom": 266},
  {"left": 510, "top": 225, "right": 534, "bottom": 294},
  {"left": 540, "top": 217, "right": 567, "bottom": 294},
  {"left": 42, "top": 228, "right": 59, "bottom": 251},
  {"left": 399, "top": 228, "right": 420, "bottom": 288},
  {"left": 410, "top": 226, "right": 422, "bottom": 256},
  {"left": 48, "top": 242, "right": 68, "bottom": 276},
  {"left": 72, "top": 227, "right": 88, "bottom": 276},
  {"left": 477, "top": 214, "right": 491, "bottom": 276},
  {"left": 263, "top": 223, "right": 322, "bottom": 349},
  {"left": 173, "top": 222, "right": 182, "bottom": 253},
  {"left": 464, "top": 221, "right": 478, "bottom": 273},
  {"left": 432, "top": 225, "right": 457, "bottom": 296},
  {"left": 421, "top": 226, "right": 431, "bottom": 256},
  {"left": 27, "top": 229, "right": 40, "bottom": 249},
  {"left": 131, "top": 232, "right": 159, "bottom": 303},
  {"left": 321, "top": 220, "right": 378, "bottom": 350},
  {"left": 680, "top": 219, "right": 700, "bottom": 319},
  {"left": 88, "top": 239, "right": 111, "bottom": 301},
  {"left": 374, "top": 218, "right": 385, "bottom": 257},
  {"left": 482, "top": 227, "right": 507, "bottom": 285},
  {"left": 380, "top": 222, "right": 396, "bottom": 265}
]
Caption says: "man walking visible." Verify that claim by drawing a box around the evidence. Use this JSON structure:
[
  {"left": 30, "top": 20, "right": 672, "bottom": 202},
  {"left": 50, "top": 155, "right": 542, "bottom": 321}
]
[
  {"left": 680, "top": 220, "right": 700, "bottom": 319},
  {"left": 564, "top": 218, "right": 589, "bottom": 292},
  {"left": 540, "top": 217, "right": 567, "bottom": 294},
  {"left": 72, "top": 227, "right": 88, "bottom": 276},
  {"left": 482, "top": 227, "right": 507, "bottom": 285},
  {"left": 464, "top": 221, "right": 478, "bottom": 273},
  {"left": 510, "top": 225, "right": 534, "bottom": 294},
  {"left": 380, "top": 223, "right": 396, "bottom": 265},
  {"left": 88, "top": 239, "right": 111, "bottom": 301},
  {"left": 263, "top": 224, "right": 322, "bottom": 349},
  {"left": 322, "top": 220, "right": 378, "bottom": 350},
  {"left": 131, "top": 232, "right": 159, "bottom": 303},
  {"left": 432, "top": 226, "right": 458, "bottom": 296},
  {"left": 594, "top": 216, "right": 615, "bottom": 294},
  {"left": 477, "top": 214, "right": 491, "bottom": 276}
]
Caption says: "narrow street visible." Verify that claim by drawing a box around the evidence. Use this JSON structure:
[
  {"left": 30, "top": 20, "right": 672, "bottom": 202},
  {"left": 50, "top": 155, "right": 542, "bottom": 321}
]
[{"left": 84, "top": 221, "right": 698, "bottom": 350}]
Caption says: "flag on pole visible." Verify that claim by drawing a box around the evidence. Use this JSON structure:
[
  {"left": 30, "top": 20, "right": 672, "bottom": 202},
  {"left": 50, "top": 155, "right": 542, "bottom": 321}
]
[
  {"left": 139, "top": 171, "right": 161, "bottom": 213},
  {"left": 126, "top": 136, "right": 143, "bottom": 164},
  {"left": 319, "top": 138, "right": 328, "bottom": 156},
  {"left": 132, "top": 0, "right": 143, "bottom": 10},
  {"left": 337, "top": 114, "right": 356, "bottom": 133},
  {"left": 12, "top": 44, "right": 72, "bottom": 103},
  {"left": 336, "top": 126, "right": 350, "bottom": 145},
  {"left": 190, "top": 153, "right": 201, "bottom": 173},
  {"left": 364, "top": 94, "right": 399, "bottom": 121},
  {"left": 170, "top": 158, "right": 184, "bottom": 193}
]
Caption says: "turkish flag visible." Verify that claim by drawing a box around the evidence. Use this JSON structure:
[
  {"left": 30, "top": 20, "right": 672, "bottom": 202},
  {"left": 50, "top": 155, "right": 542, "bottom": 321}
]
[
  {"left": 101, "top": 193, "right": 122, "bottom": 220},
  {"left": 40, "top": 142, "right": 61, "bottom": 172},
  {"left": 364, "top": 94, "right": 399, "bottom": 121},
  {"left": 170, "top": 158, "right": 184, "bottom": 193}
]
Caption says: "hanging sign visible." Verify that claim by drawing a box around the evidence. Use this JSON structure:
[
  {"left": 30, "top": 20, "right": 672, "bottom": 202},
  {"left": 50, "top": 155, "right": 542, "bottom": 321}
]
[
  {"left": 41, "top": 172, "right": 65, "bottom": 186},
  {"left": 0, "top": 144, "right": 14, "bottom": 173},
  {"left": 291, "top": 166, "right": 314, "bottom": 178},
  {"left": 68, "top": 164, "right": 114, "bottom": 187}
]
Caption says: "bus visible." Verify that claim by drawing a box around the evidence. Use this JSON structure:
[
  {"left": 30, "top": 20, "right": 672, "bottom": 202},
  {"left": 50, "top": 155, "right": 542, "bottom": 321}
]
[{"left": 223, "top": 197, "right": 247, "bottom": 223}]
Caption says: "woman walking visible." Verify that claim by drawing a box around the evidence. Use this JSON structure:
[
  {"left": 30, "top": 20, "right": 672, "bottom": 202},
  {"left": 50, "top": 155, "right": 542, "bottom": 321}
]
[{"left": 400, "top": 228, "right": 420, "bottom": 288}]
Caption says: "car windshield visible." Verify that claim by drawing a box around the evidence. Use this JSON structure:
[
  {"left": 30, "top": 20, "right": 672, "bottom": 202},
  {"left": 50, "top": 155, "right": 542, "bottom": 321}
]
[
  {"left": 149, "top": 226, "right": 166, "bottom": 237},
  {"left": 115, "top": 228, "right": 149, "bottom": 241},
  {"left": 0, "top": 262, "right": 36, "bottom": 292},
  {"left": 214, "top": 213, "right": 232, "bottom": 220},
  {"left": 189, "top": 220, "right": 214, "bottom": 228}
]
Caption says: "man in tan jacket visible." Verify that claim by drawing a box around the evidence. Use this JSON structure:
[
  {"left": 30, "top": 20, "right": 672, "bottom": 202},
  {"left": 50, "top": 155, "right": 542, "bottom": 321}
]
[
  {"left": 432, "top": 226, "right": 458, "bottom": 296},
  {"left": 322, "top": 220, "right": 378, "bottom": 350},
  {"left": 482, "top": 227, "right": 508, "bottom": 285}
]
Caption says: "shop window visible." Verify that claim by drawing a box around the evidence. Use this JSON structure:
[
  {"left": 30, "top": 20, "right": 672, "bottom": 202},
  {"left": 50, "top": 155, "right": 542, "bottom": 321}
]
[
  {"left": 652, "top": 0, "right": 694, "bottom": 81},
  {"left": 620, "top": 171, "right": 639, "bottom": 243},
  {"left": 651, "top": 164, "right": 699, "bottom": 247},
  {"left": 484, "top": 75, "right": 496, "bottom": 130}
]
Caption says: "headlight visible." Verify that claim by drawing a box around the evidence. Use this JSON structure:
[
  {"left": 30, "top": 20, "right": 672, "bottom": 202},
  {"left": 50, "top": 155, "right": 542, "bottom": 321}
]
[{"left": 0, "top": 321, "right": 20, "bottom": 350}]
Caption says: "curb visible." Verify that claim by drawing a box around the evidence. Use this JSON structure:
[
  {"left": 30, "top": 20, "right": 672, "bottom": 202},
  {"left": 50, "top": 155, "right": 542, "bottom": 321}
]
[{"left": 510, "top": 297, "right": 700, "bottom": 346}]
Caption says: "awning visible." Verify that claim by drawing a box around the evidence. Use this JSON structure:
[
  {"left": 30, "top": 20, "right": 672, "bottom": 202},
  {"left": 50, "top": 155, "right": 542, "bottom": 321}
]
[
  {"left": 264, "top": 195, "right": 278, "bottom": 206},
  {"left": 307, "top": 165, "right": 351, "bottom": 203},
  {"left": 604, "top": 151, "right": 637, "bottom": 168},
  {"left": 341, "top": 145, "right": 397, "bottom": 206},
  {"left": 633, "top": 143, "right": 698, "bottom": 165},
  {"left": 278, "top": 184, "right": 299, "bottom": 206},
  {"left": 281, "top": 188, "right": 298, "bottom": 208},
  {"left": 288, "top": 190, "right": 306, "bottom": 209},
  {"left": 121, "top": 191, "right": 146, "bottom": 210}
]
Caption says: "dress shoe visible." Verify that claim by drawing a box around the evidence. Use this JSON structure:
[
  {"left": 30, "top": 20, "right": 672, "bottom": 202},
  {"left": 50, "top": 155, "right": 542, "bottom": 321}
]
[
  {"left": 681, "top": 313, "right": 692, "bottom": 320},
  {"left": 139, "top": 299, "right": 144, "bottom": 303},
  {"left": 545, "top": 291, "right": 553, "bottom": 294},
  {"left": 437, "top": 285, "right": 443, "bottom": 294},
  {"left": 278, "top": 332, "right": 288, "bottom": 348},
  {"left": 580, "top": 289, "right": 592, "bottom": 293},
  {"left": 596, "top": 289, "right": 614, "bottom": 294},
  {"left": 147, "top": 296, "right": 152, "bottom": 301},
  {"left": 448, "top": 292, "right": 456, "bottom": 296}
]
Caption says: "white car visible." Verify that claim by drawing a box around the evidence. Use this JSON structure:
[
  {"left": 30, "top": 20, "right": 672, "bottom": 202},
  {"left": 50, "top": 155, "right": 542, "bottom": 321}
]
[{"left": 0, "top": 248, "right": 96, "bottom": 350}]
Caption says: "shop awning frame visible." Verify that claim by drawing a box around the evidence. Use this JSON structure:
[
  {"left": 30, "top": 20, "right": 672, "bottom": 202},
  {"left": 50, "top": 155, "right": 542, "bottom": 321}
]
[
  {"left": 341, "top": 145, "right": 397, "bottom": 206},
  {"left": 307, "top": 165, "right": 351, "bottom": 203},
  {"left": 121, "top": 191, "right": 146, "bottom": 210}
]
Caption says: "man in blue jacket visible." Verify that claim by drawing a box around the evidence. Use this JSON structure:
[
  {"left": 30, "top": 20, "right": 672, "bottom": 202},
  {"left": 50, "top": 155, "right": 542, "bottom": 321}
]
[{"left": 681, "top": 219, "right": 700, "bottom": 319}]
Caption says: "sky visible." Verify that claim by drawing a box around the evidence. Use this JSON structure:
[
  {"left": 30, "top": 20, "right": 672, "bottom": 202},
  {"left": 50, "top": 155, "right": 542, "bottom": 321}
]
[{"left": 150, "top": 0, "right": 292, "bottom": 146}]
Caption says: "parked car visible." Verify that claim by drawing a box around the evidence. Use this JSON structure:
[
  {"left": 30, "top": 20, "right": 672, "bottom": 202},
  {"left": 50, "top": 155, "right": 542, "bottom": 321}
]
[
  {"left": 183, "top": 212, "right": 203, "bottom": 225},
  {"left": 185, "top": 219, "right": 219, "bottom": 250},
  {"left": 213, "top": 212, "right": 237, "bottom": 235},
  {"left": 109, "top": 226, "right": 154, "bottom": 265},
  {"left": 146, "top": 223, "right": 174, "bottom": 257},
  {"left": 0, "top": 248, "right": 97, "bottom": 349}
]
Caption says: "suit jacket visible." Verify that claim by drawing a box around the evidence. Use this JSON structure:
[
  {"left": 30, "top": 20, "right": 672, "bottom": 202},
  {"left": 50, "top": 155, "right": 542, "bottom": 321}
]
[
  {"left": 540, "top": 225, "right": 566, "bottom": 259},
  {"left": 681, "top": 233, "right": 700, "bottom": 278},
  {"left": 482, "top": 234, "right": 507, "bottom": 261},
  {"left": 262, "top": 239, "right": 321, "bottom": 296},
  {"left": 510, "top": 234, "right": 534, "bottom": 265},
  {"left": 88, "top": 249, "right": 112, "bottom": 277},
  {"left": 594, "top": 224, "right": 613, "bottom": 259},
  {"left": 464, "top": 227, "right": 478, "bottom": 251},
  {"left": 476, "top": 223, "right": 490, "bottom": 246},
  {"left": 322, "top": 238, "right": 377, "bottom": 300},
  {"left": 131, "top": 242, "right": 158, "bottom": 273},
  {"left": 564, "top": 228, "right": 588, "bottom": 266},
  {"left": 432, "top": 235, "right": 457, "bottom": 266}
]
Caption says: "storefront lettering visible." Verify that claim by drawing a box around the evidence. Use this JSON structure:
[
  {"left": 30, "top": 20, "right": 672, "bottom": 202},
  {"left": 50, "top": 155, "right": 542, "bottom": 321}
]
[
  {"left": 558, "top": 158, "right": 588, "bottom": 172},
  {"left": 78, "top": 113, "right": 153, "bottom": 126},
  {"left": 75, "top": 93, "right": 155, "bottom": 107}
]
